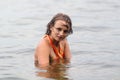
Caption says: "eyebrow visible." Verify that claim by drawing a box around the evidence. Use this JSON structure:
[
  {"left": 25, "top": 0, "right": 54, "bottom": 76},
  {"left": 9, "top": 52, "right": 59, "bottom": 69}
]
[{"left": 62, "top": 24, "right": 69, "bottom": 28}]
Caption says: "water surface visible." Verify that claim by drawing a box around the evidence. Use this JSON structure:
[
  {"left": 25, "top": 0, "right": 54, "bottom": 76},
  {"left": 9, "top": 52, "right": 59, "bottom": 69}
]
[{"left": 0, "top": 0, "right": 120, "bottom": 80}]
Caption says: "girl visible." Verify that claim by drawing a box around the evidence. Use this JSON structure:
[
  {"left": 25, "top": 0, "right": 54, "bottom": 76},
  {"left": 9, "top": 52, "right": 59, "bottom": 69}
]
[{"left": 34, "top": 13, "right": 73, "bottom": 67}]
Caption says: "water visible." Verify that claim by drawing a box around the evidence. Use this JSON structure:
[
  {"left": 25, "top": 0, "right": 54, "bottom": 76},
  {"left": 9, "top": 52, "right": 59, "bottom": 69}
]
[{"left": 0, "top": 0, "right": 120, "bottom": 80}]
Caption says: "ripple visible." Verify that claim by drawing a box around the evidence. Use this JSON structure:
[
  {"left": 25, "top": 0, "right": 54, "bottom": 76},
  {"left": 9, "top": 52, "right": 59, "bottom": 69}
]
[
  {"left": 14, "top": 48, "right": 34, "bottom": 55},
  {"left": 1, "top": 48, "right": 34, "bottom": 55},
  {"left": 0, "top": 68, "right": 9, "bottom": 71},
  {"left": 73, "top": 26, "right": 112, "bottom": 32},
  {"left": 0, "top": 65, "right": 15, "bottom": 72},
  {"left": 0, "top": 56, "right": 14, "bottom": 59},
  {"left": 0, "top": 77, "right": 26, "bottom": 80},
  {"left": 100, "top": 64, "right": 120, "bottom": 68}
]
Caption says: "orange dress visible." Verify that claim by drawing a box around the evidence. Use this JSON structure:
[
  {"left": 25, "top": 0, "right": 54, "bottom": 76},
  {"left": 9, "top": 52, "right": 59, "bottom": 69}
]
[
  {"left": 34, "top": 35, "right": 65, "bottom": 65},
  {"left": 46, "top": 35, "right": 65, "bottom": 61}
]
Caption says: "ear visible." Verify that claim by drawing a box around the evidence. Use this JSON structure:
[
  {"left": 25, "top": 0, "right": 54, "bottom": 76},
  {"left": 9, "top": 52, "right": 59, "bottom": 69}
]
[{"left": 50, "top": 26, "right": 54, "bottom": 31}]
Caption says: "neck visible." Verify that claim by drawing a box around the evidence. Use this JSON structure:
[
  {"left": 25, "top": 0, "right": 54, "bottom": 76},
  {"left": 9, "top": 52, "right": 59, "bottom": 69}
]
[
  {"left": 54, "top": 40, "right": 59, "bottom": 47},
  {"left": 49, "top": 35, "right": 59, "bottom": 47}
]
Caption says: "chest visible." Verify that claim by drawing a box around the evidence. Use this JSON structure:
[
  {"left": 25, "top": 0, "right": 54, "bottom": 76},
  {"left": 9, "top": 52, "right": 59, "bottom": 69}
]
[{"left": 49, "top": 43, "right": 64, "bottom": 60}]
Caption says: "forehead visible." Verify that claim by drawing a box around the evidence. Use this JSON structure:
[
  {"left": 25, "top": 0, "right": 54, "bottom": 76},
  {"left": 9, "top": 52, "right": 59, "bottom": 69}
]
[
  {"left": 55, "top": 20, "right": 66, "bottom": 25},
  {"left": 54, "top": 20, "right": 69, "bottom": 28}
]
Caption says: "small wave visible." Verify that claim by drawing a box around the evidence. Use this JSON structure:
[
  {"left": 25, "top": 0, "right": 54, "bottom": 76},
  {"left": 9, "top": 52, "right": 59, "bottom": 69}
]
[{"left": 0, "top": 77, "right": 26, "bottom": 80}]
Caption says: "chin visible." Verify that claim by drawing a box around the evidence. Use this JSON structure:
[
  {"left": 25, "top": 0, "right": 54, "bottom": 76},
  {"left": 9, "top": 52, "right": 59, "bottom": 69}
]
[
  {"left": 55, "top": 36, "right": 65, "bottom": 41},
  {"left": 59, "top": 38, "right": 65, "bottom": 41},
  {"left": 55, "top": 38, "right": 62, "bottom": 42},
  {"left": 56, "top": 39, "right": 61, "bottom": 42}
]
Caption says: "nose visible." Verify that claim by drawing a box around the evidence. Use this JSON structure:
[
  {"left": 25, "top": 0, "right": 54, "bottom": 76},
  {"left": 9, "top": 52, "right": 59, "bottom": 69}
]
[{"left": 59, "top": 30, "right": 64, "bottom": 36}]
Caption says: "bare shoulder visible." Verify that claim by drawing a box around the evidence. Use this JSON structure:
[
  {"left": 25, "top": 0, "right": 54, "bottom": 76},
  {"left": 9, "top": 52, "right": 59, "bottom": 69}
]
[
  {"left": 37, "top": 37, "right": 49, "bottom": 48},
  {"left": 35, "top": 37, "right": 50, "bottom": 55},
  {"left": 34, "top": 36, "right": 51, "bottom": 66},
  {"left": 60, "top": 38, "right": 71, "bottom": 60},
  {"left": 60, "top": 38, "right": 68, "bottom": 45}
]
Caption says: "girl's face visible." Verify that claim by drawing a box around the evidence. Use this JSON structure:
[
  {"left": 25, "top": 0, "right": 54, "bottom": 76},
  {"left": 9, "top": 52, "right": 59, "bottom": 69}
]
[{"left": 50, "top": 20, "right": 70, "bottom": 41}]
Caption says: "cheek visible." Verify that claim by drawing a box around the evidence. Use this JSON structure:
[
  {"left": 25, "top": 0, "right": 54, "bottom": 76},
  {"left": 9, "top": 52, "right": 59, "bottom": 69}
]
[
  {"left": 50, "top": 28, "right": 57, "bottom": 36},
  {"left": 50, "top": 27, "right": 54, "bottom": 33},
  {"left": 50, "top": 27, "right": 53, "bottom": 31}
]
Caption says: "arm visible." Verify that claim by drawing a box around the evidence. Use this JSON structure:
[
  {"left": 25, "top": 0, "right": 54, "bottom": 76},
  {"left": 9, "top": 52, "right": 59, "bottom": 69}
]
[
  {"left": 35, "top": 39, "right": 50, "bottom": 68},
  {"left": 64, "top": 39, "right": 72, "bottom": 61}
]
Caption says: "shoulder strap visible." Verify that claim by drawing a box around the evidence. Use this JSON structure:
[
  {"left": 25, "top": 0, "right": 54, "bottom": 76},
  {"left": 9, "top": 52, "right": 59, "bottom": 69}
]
[{"left": 47, "top": 35, "right": 64, "bottom": 59}]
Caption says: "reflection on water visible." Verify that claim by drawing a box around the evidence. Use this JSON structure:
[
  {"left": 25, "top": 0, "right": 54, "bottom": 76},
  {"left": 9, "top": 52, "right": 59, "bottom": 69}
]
[
  {"left": 35, "top": 60, "right": 71, "bottom": 80},
  {"left": 0, "top": 0, "right": 120, "bottom": 80}
]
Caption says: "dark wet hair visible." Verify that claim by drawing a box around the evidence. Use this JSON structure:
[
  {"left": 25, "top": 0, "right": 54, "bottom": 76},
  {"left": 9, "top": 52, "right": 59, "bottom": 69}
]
[{"left": 45, "top": 13, "right": 73, "bottom": 35}]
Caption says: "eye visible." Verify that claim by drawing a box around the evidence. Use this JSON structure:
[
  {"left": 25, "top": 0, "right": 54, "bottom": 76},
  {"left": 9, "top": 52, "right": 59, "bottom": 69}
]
[
  {"left": 64, "top": 30, "right": 69, "bottom": 34},
  {"left": 56, "top": 28, "right": 62, "bottom": 31},
  {"left": 54, "top": 27, "right": 69, "bottom": 34}
]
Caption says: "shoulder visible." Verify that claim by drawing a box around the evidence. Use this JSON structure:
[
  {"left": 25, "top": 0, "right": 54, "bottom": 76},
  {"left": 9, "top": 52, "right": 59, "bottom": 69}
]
[
  {"left": 37, "top": 36, "right": 50, "bottom": 49},
  {"left": 59, "top": 38, "right": 69, "bottom": 50},
  {"left": 35, "top": 36, "right": 51, "bottom": 55},
  {"left": 60, "top": 38, "right": 68, "bottom": 45}
]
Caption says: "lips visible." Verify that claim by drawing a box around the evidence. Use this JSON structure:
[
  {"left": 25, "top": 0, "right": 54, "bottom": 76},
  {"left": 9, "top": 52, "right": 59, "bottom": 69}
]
[{"left": 57, "top": 36, "right": 65, "bottom": 40}]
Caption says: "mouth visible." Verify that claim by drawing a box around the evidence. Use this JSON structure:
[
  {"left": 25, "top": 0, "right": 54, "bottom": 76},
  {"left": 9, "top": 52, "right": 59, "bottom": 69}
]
[{"left": 57, "top": 36, "right": 65, "bottom": 40}]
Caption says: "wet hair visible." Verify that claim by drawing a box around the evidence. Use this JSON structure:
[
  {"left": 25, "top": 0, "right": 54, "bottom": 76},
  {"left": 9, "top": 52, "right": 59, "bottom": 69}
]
[{"left": 45, "top": 13, "right": 73, "bottom": 35}]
